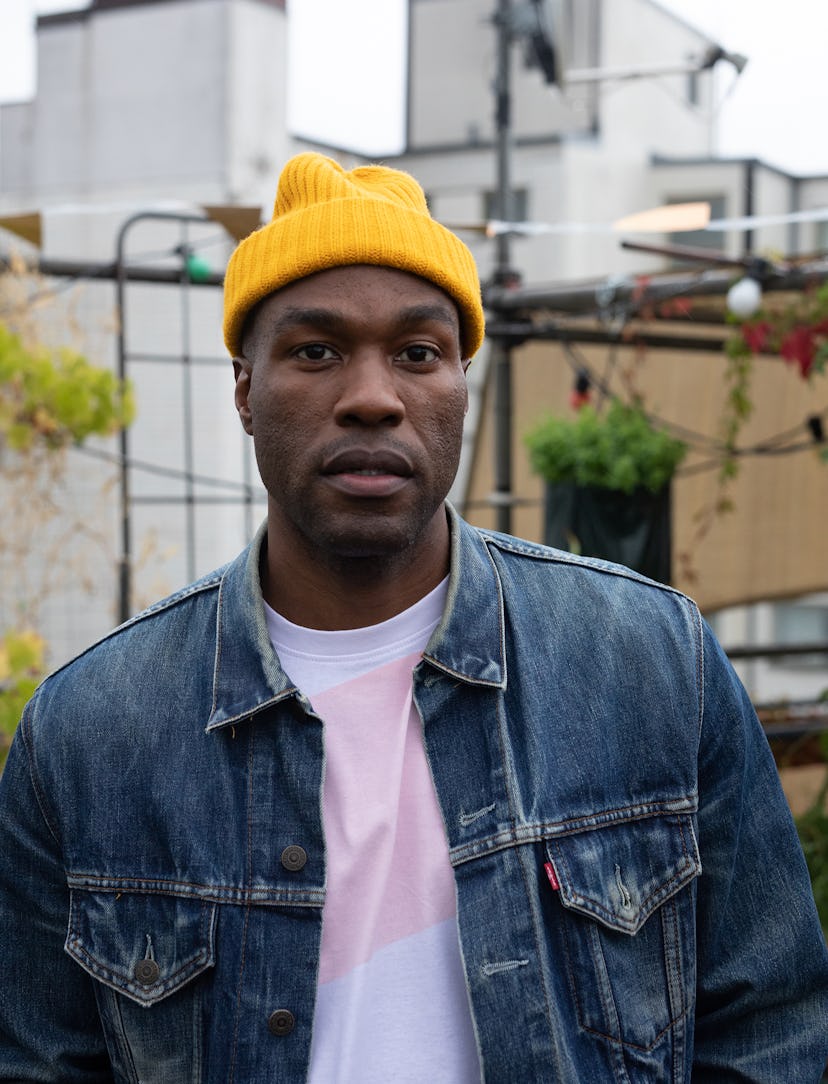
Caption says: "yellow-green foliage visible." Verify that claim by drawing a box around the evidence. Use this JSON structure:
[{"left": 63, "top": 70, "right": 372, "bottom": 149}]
[
  {"left": 0, "top": 629, "right": 45, "bottom": 767},
  {"left": 0, "top": 321, "right": 135, "bottom": 450},
  {"left": 0, "top": 320, "right": 135, "bottom": 767}
]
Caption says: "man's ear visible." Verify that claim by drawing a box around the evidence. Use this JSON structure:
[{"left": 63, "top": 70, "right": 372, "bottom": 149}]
[{"left": 233, "top": 356, "right": 254, "bottom": 434}]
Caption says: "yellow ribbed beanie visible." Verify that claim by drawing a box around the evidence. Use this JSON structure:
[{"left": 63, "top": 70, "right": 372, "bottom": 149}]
[{"left": 223, "top": 153, "right": 485, "bottom": 360}]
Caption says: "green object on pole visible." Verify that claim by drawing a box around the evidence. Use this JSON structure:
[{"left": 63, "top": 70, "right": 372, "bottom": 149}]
[{"left": 185, "top": 252, "right": 211, "bottom": 283}]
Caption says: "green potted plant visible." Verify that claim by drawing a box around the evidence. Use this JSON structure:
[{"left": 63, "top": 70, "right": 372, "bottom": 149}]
[{"left": 525, "top": 398, "right": 687, "bottom": 582}]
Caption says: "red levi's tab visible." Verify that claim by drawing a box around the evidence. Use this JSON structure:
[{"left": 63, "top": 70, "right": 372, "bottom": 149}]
[{"left": 543, "top": 861, "right": 560, "bottom": 891}]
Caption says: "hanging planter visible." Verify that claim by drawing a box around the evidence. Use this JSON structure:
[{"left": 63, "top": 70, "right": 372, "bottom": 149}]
[{"left": 525, "top": 399, "right": 687, "bottom": 582}]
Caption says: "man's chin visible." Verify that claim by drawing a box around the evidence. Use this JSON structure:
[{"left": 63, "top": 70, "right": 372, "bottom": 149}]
[
  {"left": 305, "top": 508, "right": 442, "bottom": 564},
  {"left": 317, "top": 529, "right": 418, "bottom": 563}
]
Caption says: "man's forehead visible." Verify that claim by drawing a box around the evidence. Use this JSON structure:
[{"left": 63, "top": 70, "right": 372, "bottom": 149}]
[{"left": 251, "top": 264, "right": 462, "bottom": 333}]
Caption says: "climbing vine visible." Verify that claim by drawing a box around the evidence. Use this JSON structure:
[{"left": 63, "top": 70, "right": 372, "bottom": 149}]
[{"left": 0, "top": 279, "right": 134, "bottom": 768}]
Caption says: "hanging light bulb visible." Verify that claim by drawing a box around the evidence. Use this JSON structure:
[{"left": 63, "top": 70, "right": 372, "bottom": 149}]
[{"left": 726, "top": 276, "right": 762, "bottom": 319}]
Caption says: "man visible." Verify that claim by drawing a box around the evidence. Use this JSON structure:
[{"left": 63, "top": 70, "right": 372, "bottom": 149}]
[{"left": 0, "top": 152, "right": 826, "bottom": 1083}]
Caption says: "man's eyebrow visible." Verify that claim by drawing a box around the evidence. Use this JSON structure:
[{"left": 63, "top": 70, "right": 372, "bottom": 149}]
[
  {"left": 395, "top": 303, "right": 460, "bottom": 333},
  {"left": 263, "top": 307, "right": 349, "bottom": 336},
  {"left": 263, "top": 303, "right": 460, "bottom": 337}
]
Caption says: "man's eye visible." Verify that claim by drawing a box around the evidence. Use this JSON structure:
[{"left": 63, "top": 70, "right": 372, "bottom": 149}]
[
  {"left": 397, "top": 344, "right": 439, "bottom": 364},
  {"left": 295, "top": 343, "right": 337, "bottom": 362}
]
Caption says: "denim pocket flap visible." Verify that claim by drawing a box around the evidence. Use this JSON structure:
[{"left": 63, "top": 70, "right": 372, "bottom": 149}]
[
  {"left": 544, "top": 813, "right": 700, "bottom": 935},
  {"left": 66, "top": 890, "right": 217, "bottom": 1006}
]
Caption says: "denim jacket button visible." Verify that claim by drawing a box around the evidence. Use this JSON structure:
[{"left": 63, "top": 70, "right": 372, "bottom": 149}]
[
  {"left": 281, "top": 845, "right": 307, "bottom": 872},
  {"left": 134, "top": 959, "right": 160, "bottom": 985},
  {"left": 268, "top": 1009, "right": 295, "bottom": 1036}
]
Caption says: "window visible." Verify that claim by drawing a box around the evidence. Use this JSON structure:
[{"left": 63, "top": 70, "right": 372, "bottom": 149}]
[
  {"left": 816, "top": 219, "right": 828, "bottom": 254},
  {"left": 772, "top": 600, "right": 828, "bottom": 670}
]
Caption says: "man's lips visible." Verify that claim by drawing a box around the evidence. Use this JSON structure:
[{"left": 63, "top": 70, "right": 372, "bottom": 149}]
[
  {"left": 320, "top": 446, "right": 414, "bottom": 498},
  {"left": 321, "top": 447, "right": 414, "bottom": 477}
]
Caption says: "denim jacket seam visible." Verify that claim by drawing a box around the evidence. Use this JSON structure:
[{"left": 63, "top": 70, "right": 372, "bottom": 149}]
[
  {"left": 211, "top": 572, "right": 227, "bottom": 720},
  {"left": 449, "top": 801, "right": 699, "bottom": 868},
  {"left": 513, "top": 830, "right": 559, "bottom": 1059},
  {"left": 106, "top": 985, "right": 140, "bottom": 1084},
  {"left": 478, "top": 529, "right": 694, "bottom": 601},
  {"left": 540, "top": 799, "right": 698, "bottom": 830},
  {"left": 493, "top": 689, "right": 520, "bottom": 838},
  {"left": 553, "top": 860, "right": 697, "bottom": 928},
  {"left": 65, "top": 877, "right": 326, "bottom": 906},
  {"left": 66, "top": 932, "right": 212, "bottom": 995},
  {"left": 580, "top": 1003, "right": 692, "bottom": 1054},
  {"left": 19, "top": 700, "right": 63, "bottom": 850},
  {"left": 229, "top": 900, "right": 252, "bottom": 1084},
  {"left": 245, "top": 718, "right": 255, "bottom": 886},
  {"left": 33, "top": 574, "right": 224, "bottom": 695},
  {"left": 663, "top": 897, "right": 687, "bottom": 1040},
  {"left": 694, "top": 605, "right": 705, "bottom": 740},
  {"left": 419, "top": 657, "right": 505, "bottom": 688},
  {"left": 484, "top": 535, "right": 509, "bottom": 686}
]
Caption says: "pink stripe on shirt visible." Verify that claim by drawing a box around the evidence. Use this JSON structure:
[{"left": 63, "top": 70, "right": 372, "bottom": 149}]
[{"left": 313, "top": 652, "right": 457, "bottom": 984}]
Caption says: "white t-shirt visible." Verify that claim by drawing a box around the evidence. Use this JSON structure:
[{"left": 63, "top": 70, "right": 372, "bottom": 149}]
[{"left": 266, "top": 582, "right": 481, "bottom": 1083}]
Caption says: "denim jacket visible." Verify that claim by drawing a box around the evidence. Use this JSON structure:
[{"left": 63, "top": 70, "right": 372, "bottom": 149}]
[{"left": 1, "top": 508, "right": 826, "bottom": 1083}]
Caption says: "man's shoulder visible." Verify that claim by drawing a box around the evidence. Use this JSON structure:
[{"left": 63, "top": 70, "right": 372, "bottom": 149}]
[
  {"left": 465, "top": 519, "right": 694, "bottom": 605},
  {"left": 39, "top": 561, "right": 230, "bottom": 691}
]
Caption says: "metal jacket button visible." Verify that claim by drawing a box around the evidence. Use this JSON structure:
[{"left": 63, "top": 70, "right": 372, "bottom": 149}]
[
  {"left": 280, "top": 845, "right": 307, "bottom": 872},
  {"left": 134, "top": 959, "right": 160, "bottom": 985},
  {"left": 268, "top": 1009, "right": 295, "bottom": 1036}
]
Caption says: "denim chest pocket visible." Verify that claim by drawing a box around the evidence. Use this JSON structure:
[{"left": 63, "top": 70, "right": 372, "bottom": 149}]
[
  {"left": 66, "top": 890, "right": 217, "bottom": 1084},
  {"left": 545, "top": 813, "right": 700, "bottom": 1056}
]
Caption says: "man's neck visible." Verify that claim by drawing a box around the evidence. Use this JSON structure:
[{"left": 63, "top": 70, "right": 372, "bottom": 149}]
[{"left": 260, "top": 520, "right": 451, "bottom": 631}]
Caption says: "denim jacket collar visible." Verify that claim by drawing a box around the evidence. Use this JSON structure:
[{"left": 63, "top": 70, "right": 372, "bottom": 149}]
[
  {"left": 424, "top": 504, "right": 506, "bottom": 689},
  {"left": 207, "top": 505, "right": 507, "bottom": 732},
  {"left": 207, "top": 520, "right": 297, "bottom": 733}
]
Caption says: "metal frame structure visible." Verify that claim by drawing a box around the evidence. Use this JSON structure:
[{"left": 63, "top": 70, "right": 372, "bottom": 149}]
[{"left": 111, "top": 212, "right": 262, "bottom": 622}]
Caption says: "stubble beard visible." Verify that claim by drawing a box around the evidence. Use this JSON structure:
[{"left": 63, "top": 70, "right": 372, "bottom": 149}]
[
  {"left": 285, "top": 492, "right": 450, "bottom": 581},
  {"left": 256, "top": 386, "right": 466, "bottom": 579}
]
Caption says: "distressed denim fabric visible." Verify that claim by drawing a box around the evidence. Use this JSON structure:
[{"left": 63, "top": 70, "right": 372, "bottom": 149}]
[{"left": 0, "top": 507, "right": 826, "bottom": 1083}]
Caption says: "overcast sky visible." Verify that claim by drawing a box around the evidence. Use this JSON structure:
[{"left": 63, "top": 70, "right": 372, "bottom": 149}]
[{"left": 1, "top": 0, "right": 827, "bottom": 172}]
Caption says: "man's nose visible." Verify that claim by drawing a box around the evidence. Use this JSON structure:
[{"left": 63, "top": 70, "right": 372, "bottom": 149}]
[{"left": 333, "top": 351, "right": 405, "bottom": 426}]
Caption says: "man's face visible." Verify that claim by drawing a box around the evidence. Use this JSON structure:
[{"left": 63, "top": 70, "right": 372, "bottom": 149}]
[{"left": 233, "top": 265, "right": 470, "bottom": 567}]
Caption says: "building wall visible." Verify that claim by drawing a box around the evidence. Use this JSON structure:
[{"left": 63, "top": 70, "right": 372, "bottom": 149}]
[
  {"left": 27, "top": 3, "right": 224, "bottom": 198},
  {"left": 598, "top": 0, "right": 712, "bottom": 160}
]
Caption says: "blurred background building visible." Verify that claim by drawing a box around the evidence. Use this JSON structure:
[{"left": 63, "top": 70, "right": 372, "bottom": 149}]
[{"left": 0, "top": 0, "right": 826, "bottom": 718}]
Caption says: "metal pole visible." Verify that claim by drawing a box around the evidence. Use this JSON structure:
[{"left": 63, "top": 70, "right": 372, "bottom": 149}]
[
  {"left": 494, "top": 0, "right": 513, "bottom": 276},
  {"left": 179, "top": 231, "right": 198, "bottom": 585},
  {"left": 743, "top": 159, "right": 756, "bottom": 256},
  {"left": 114, "top": 216, "right": 135, "bottom": 626},
  {"left": 113, "top": 210, "right": 211, "bottom": 624},
  {"left": 492, "top": 0, "right": 515, "bottom": 534}
]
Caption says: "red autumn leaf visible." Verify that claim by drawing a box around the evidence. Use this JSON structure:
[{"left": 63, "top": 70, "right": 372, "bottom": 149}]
[
  {"left": 741, "top": 321, "right": 772, "bottom": 354},
  {"left": 780, "top": 326, "right": 817, "bottom": 378}
]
